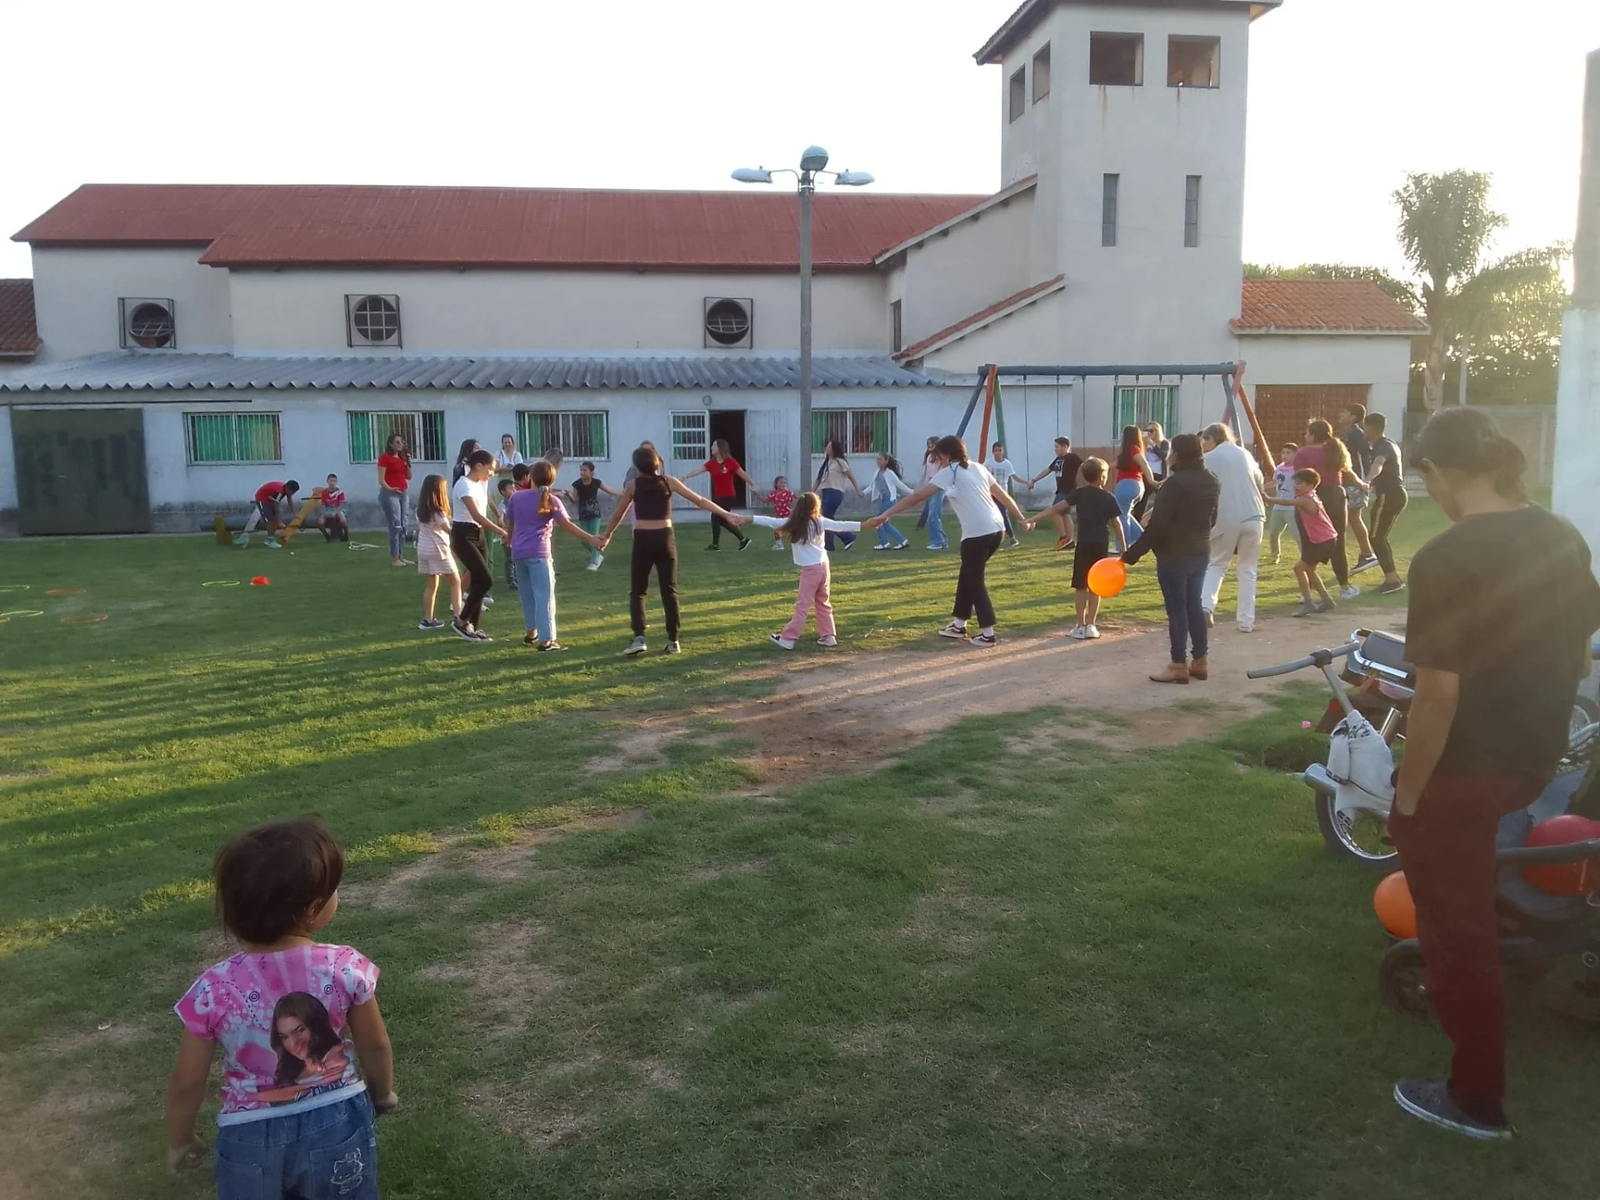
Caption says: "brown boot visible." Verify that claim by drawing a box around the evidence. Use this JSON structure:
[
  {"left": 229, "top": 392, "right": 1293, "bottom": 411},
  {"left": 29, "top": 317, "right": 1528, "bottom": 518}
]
[
  {"left": 1190, "top": 655, "right": 1209, "bottom": 681},
  {"left": 1149, "top": 661, "right": 1190, "bottom": 684}
]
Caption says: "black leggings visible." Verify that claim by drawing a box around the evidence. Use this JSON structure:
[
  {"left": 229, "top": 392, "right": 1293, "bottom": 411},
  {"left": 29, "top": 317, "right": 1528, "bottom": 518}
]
[
  {"left": 630, "top": 527, "right": 680, "bottom": 640},
  {"left": 954, "top": 532, "right": 1004, "bottom": 628},
  {"left": 709, "top": 510, "right": 744, "bottom": 546},
  {"left": 1368, "top": 488, "right": 1408, "bottom": 576},
  {"left": 451, "top": 523, "right": 492, "bottom": 626},
  {"left": 1315, "top": 485, "right": 1350, "bottom": 589}
]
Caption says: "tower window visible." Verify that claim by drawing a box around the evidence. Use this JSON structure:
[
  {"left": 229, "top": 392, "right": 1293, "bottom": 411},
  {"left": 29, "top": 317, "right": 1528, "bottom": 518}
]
[
  {"left": 1184, "top": 176, "right": 1202, "bottom": 248},
  {"left": 891, "top": 299, "right": 903, "bottom": 354},
  {"left": 1089, "top": 33, "right": 1143, "bottom": 86},
  {"left": 1102, "top": 175, "right": 1119, "bottom": 247},
  {"left": 1032, "top": 43, "right": 1051, "bottom": 102},
  {"left": 1009, "top": 67, "right": 1027, "bottom": 122},
  {"left": 1169, "top": 36, "right": 1221, "bottom": 88}
]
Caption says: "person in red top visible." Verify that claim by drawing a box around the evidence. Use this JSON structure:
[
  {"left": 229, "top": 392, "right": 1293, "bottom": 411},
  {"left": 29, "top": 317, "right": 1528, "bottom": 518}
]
[
  {"left": 377, "top": 434, "right": 413, "bottom": 567},
  {"left": 683, "top": 439, "right": 757, "bottom": 550},
  {"left": 236, "top": 479, "right": 299, "bottom": 549}
]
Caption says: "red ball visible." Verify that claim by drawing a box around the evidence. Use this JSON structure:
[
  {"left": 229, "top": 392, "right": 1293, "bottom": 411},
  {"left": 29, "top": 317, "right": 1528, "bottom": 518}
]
[
  {"left": 1522, "top": 814, "right": 1600, "bottom": 897},
  {"left": 1373, "top": 871, "right": 1417, "bottom": 939}
]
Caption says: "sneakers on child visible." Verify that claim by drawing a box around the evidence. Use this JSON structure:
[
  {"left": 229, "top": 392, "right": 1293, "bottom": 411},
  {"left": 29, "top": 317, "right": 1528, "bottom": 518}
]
[
  {"left": 538, "top": 641, "right": 563, "bottom": 652},
  {"left": 970, "top": 632, "right": 999, "bottom": 649},
  {"left": 891, "top": 542, "right": 908, "bottom": 550},
  {"left": 1393, "top": 1079, "right": 1513, "bottom": 1141},
  {"left": 1083, "top": 625, "right": 1101, "bottom": 639},
  {"left": 418, "top": 618, "right": 444, "bottom": 630},
  {"left": 769, "top": 633, "right": 797, "bottom": 650},
  {"left": 664, "top": 641, "right": 681, "bottom": 655},
  {"left": 1354, "top": 555, "right": 1380, "bottom": 574},
  {"left": 816, "top": 635, "right": 838, "bottom": 647},
  {"left": 623, "top": 635, "right": 648, "bottom": 656},
  {"left": 263, "top": 537, "right": 282, "bottom": 549},
  {"left": 872, "top": 544, "right": 890, "bottom": 551},
  {"left": 233, "top": 534, "right": 249, "bottom": 548},
  {"left": 482, "top": 596, "right": 495, "bottom": 608},
  {"left": 1378, "top": 579, "right": 1407, "bottom": 595},
  {"left": 1340, "top": 585, "right": 1361, "bottom": 601},
  {"left": 587, "top": 555, "right": 604, "bottom": 571},
  {"left": 738, "top": 538, "right": 751, "bottom": 551},
  {"left": 771, "top": 541, "right": 786, "bottom": 551},
  {"left": 1292, "top": 602, "right": 1318, "bottom": 619},
  {"left": 1069, "top": 625, "right": 1089, "bottom": 640},
  {"left": 938, "top": 622, "right": 969, "bottom": 639},
  {"left": 451, "top": 618, "right": 477, "bottom": 640},
  {"left": 1008, "top": 538, "right": 1021, "bottom": 548}
]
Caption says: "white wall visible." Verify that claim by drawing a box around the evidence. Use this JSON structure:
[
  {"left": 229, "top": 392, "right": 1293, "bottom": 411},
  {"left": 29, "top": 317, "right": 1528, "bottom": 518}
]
[
  {"left": 226, "top": 268, "right": 889, "bottom": 355},
  {"left": 0, "top": 407, "right": 14, "bottom": 514},
  {"left": 30, "top": 246, "right": 233, "bottom": 362},
  {"left": 896, "top": 190, "right": 1036, "bottom": 345},
  {"left": 1235, "top": 333, "right": 1413, "bottom": 430}
]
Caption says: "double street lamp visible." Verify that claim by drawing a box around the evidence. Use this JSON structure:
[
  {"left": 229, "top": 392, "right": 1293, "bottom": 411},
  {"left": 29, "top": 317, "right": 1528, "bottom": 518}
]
[{"left": 732, "top": 147, "right": 873, "bottom": 479}]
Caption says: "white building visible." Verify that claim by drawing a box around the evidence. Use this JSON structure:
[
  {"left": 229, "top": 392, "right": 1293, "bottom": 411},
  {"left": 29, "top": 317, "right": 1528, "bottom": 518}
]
[{"left": 0, "top": 0, "right": 1423, "bottom": 536}]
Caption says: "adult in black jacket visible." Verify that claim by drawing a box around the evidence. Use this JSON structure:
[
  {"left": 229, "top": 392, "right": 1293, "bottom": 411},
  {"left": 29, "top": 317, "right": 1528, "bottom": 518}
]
[{"left": 1123, "top": 433, "right": 1220, "bottom": 684}]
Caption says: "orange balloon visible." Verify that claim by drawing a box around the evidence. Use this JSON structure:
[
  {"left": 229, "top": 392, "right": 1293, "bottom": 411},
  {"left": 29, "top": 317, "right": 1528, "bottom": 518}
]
[
  {"left": 1087, "top": 556, "right": 1128, "bottom": 599},
  {"left": 1374, "top": 871, "right": 1417, "bottom": 939}
]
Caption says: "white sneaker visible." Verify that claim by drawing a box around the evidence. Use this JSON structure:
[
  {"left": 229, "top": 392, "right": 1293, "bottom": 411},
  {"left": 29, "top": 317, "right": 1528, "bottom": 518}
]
[
  {"left": 483, "top": 596, "right": 495, "bottom": 608},
  {"left": 664, "top": 641, "right": 681, "bottom": 655},
  {"left": 1068, "top": 625, "right": 1088, "bottom": 640},
  {"left": 589, "top": 554, "right": 604, "bottom": 571},
  {"left": 938, "top": 623, "right": 969, "bottom": 639},
  {"left": 623, "top": 635, "right": 648, "bottom": 656},
  {"left": 771, "top": 541, "right": 786, "bottom": 552},
  {"left": 1340, "top": 585, "right": 1361, "bottom": 601},
  {"left": 1237, "top": 623, "right": 1256, "bottom": 634},
  {"left": 816, "top": 635, "right": 838, "bottom": 647},
  {"left": 1084, "top": 625, "right": 1101, "bottom": 639},
  {"left": 871, "top": 543, "right": 890, "bottom": 551},
  {"left": 769, "top": 633, "right": 797, "bottom": 650}
]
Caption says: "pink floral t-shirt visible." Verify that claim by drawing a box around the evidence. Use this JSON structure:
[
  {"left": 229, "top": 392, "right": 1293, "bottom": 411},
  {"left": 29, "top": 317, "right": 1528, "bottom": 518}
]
[{"left": 174, "top": 943, "right": 378, "bottom": 1125}]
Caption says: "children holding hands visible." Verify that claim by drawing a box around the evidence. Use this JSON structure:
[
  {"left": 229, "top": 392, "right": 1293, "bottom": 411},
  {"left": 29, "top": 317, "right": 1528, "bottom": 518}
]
[
  {"left": 503, "top": 460, "right": 605, "bottom": 651},
  {"left": 1265, "top": 467, "right": 1341, "bottom": 617},
  {"left": 1025, "top": 456, "right": 1126, "bottom": 639},
  {"left": 744, "top": 493, "right": 860, "bottom": 649}
]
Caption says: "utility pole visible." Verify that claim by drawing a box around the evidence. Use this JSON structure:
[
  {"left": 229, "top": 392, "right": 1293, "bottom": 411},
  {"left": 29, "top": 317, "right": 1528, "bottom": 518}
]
[{"left": 799, "top": 170, "right": 815, "bottom": 483}]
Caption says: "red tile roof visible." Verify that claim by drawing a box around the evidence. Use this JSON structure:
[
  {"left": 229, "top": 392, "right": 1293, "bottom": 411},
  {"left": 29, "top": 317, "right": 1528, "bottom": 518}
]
[
  {"left": 1233, "top": 279, "right": 1426, "bottom": 334},
  {"left": 894, "top": 275, "right": 1066, "bottom": 362},
  {"left": 0, "top": 279, "right": 39, "bottom": 356},
  {"left": 13, "top": 184, "right": 988, "bottom": 271}
]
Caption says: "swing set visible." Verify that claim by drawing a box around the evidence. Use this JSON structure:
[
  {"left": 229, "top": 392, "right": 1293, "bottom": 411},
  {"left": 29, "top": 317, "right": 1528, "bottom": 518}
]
[{"left": 954, "top": 362, "right": 1274, "bottom": 478}]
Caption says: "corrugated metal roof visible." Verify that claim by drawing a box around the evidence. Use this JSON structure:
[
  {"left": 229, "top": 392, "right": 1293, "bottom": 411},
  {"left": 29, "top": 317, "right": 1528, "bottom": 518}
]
[
  {"left": 13, "top": 184, "right": 987, "bottom": 272},
  {"left": 0, "top": 352, "right": 942, "bottom": 393}
]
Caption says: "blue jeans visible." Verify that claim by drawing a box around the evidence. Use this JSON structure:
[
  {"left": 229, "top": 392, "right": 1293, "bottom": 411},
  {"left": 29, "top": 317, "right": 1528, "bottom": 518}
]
[
  {"left": 214, "top": 1092, "right": 378, "bottom": 1200},
  {"left": 514, "top": 556, "right": 556, "bottom": 642},
  {"left": 875, "top": 494, "right": 908, "bottom": 546},
  {"left": 1156, "top": 553, "right": 1209, "bottom": 664},
  {"left": 819, "top": 488, "right": 855, "bottom": 550},
  {"left": 1113, "top": 478, "right": 1144, "bottom": 547},
  {"left": 925, "top": 490, "right": 947, "bottom": 548},
  {"left": 378, "top": 490, "right": 407, "bottom": 559}
]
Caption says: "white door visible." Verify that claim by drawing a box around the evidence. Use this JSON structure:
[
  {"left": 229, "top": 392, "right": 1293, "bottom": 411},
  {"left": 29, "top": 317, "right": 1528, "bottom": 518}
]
[
  {"left": 669, "top": 410, "right": 710, "bottom": 509},
  {"left": 743, "top": 410, "right": 790, "bottom": 510}
]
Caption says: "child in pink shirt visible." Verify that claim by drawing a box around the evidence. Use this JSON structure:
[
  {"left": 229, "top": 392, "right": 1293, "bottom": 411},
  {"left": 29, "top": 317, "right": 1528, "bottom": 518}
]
[
  {"left": 1266, "top": 467, "right": 1339, "bottom": 617},
  {"left": 765, "top": 476, "right": 795, "bottom": 551},
  {"left": 165, "top": 818, "right": 396, "bottom": 1194}
]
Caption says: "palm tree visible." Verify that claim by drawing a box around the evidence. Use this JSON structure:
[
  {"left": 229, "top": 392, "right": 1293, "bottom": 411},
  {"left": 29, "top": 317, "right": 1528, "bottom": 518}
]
[{"left": 1395, "top": 171, "right": 1566, "bottom": 409}]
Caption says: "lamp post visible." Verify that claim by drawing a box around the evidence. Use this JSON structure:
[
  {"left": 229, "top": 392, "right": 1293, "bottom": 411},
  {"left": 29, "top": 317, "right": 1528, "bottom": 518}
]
[{"left": 733, "top": 148, "right": 874, "bottom": 479}]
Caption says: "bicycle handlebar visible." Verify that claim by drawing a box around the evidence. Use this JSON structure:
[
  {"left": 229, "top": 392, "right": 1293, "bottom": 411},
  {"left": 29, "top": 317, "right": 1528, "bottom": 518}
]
[{"left": 1246, "top": 640, "right": 1362, "bottom": 680}]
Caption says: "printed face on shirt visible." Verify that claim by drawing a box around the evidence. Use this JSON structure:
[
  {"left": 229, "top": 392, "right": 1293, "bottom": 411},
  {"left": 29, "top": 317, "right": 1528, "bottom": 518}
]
[{"left": 278, "top": 1013, "right": 313, "bottom": 1063}]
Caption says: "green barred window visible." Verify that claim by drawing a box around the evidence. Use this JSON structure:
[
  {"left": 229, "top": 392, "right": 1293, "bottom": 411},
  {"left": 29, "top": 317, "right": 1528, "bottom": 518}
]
[
  {"left": 517, "top": 411, "right": 610, "bottom": 461},
  {"left": 347, "top": 411, "right": 446, "bottom": 462},
  {"left": 1111, "top": 386, "right": 1177, "bottom": 438},
  {"left": 810, "top": 408, "right": 894, "bottom": 456},
  {"left": 186, "top": 413, "right": 281, "bottom": 464}
]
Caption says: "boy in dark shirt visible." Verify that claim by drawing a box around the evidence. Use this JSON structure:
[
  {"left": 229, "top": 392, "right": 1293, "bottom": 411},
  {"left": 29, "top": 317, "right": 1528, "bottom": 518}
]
[
  {"left": 1027, "top": 457, "right": 1125, "bottom": 639},
  {"left": 569, "top": 460, "right": 619, "bottom": 571},
  {"left": 1024, "top": 436, "right": 1084, "bottom": 550}
]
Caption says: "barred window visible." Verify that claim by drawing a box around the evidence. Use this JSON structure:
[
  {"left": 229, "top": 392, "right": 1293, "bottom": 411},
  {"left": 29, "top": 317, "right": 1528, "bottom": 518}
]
[
  {"left": 517, "top": 410, "right": 610, "bottom": 461},
  {"left": 811, "top": 408, "right": 894, "bottom": 456},
  {"left": 348, "top": 411, "right": 446, "bottom": 462},
  {"left": 1112, "top": 386, "right": 1177, "bottom": 437},
  {"left": 671, "top": 411, "right": 708, "bottom": 463},
  {"left": 186, "top": 413, "right": 281, "bottom": 464}
]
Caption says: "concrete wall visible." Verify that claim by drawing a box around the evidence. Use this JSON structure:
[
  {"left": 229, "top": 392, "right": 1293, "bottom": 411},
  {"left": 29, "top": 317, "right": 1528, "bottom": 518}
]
[
  {"left": 29, "top": 246, "right": 234, "bottom": 362},
  {"left": 226, "top": 268, "right": 890, "bottom": 355},
  {"left": 896, "top": 189, "right": 1036, "bottom": 345},
  {"left": 1235, "top": 333, "right": 1413, "bottom": 431}
]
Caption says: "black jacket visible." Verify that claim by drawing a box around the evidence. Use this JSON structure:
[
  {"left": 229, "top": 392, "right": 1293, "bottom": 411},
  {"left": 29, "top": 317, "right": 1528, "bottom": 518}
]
[{"left": 1123, "top": 463, "right": 1220, "bottom": 563}]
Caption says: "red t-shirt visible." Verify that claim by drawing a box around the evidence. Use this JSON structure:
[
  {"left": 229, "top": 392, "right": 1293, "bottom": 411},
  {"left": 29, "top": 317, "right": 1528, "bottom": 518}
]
[
  {"left": 254, "top": 481, "right": 285, "bottom": 503},
  {"left": 705, "top": 457, "right": 741, "bottom": 499},
  {"left": 378, "top": 452, "right": 411, "bottom": 491},
  {"left": 321, "top": 488, "right": 346, "bottom": 511}
]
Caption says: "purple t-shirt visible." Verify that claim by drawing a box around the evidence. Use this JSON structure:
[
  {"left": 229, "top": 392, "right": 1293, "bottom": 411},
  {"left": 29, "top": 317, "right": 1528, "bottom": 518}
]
[{"left": 505, "top": 488, "right": 567, "bottom": 560}]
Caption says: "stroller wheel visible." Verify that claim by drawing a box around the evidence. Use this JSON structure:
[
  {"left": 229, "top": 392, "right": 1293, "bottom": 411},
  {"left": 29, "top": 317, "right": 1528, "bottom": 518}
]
[{"left": 1379, "top": 940, "right": 1435, "bottom": 1024}]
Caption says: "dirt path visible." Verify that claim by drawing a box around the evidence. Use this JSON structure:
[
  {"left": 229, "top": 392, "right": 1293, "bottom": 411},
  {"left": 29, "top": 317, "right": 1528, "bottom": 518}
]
[{"left": 631, "top": 606, "right": 1377, "bottom": 788}]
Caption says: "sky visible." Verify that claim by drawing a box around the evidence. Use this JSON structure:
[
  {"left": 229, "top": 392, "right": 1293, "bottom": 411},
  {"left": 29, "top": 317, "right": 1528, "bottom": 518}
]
[{"left": 2, "top": 0, "right": 1597, "bottom": 279}]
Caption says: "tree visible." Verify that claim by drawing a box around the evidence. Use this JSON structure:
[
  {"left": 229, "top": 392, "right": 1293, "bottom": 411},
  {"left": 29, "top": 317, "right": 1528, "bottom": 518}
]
[{"left": 1394, "top": 171, "right": 1566, "bottom": 410}]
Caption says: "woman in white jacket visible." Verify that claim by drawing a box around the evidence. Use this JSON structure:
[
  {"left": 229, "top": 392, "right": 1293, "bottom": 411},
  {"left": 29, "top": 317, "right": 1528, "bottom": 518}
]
[
  {"left": 869, "top": 453, "right": 915, "bottom": 550},
  {"left": 1198, "top": 423, "right": 1266, "bottom": 633},
  {"left": 744, "top": 493, "right": 861, "bottom": 649}
]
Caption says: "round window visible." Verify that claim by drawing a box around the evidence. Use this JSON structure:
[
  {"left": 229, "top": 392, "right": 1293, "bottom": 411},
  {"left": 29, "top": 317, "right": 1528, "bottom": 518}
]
[
  {"left": 705, "top": 299, "right": 751, "bottom": 346},
  {"left": 352, "top": 295, "right": 400, "bottom": 344},
  {"left": 128, "top": 302, "right": 175, "bottom": 348}
]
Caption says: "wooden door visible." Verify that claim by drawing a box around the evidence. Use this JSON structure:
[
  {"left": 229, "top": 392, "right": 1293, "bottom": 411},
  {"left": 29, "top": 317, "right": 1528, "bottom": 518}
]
[{"left": 11, "top": 408, "right": 151, "bottom": 535}]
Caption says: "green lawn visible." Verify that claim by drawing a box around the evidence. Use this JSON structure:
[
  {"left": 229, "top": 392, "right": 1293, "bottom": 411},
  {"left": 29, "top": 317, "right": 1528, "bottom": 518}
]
[{"left": 4, "top": 504, "right": 1593, "bottom": 1200}]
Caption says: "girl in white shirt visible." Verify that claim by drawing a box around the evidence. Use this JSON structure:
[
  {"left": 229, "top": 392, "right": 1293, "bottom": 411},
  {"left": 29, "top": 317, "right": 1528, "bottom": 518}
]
[
  {"left": 746, "top": 493, "right": 861, "bottom": 650},
  {"left": 869, "top": 453, "right": 914, "bottom": 550},
  {"left": 866, "top": 435, "right": 1030, "bottom": 648},
  {"left": 984, "top": 441, "right": 1022, "bottom": 548}
]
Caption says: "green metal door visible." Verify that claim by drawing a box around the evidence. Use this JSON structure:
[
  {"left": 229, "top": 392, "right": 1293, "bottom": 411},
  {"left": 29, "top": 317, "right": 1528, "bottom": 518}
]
[{"left": 12, "top": 408, "right": 152, "bottom": 535}]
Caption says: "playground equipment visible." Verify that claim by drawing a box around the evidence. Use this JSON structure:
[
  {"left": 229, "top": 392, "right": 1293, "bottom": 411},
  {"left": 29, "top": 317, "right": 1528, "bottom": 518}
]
[{"left": 211, "top": 489, "right": 326, "bottom": 545}]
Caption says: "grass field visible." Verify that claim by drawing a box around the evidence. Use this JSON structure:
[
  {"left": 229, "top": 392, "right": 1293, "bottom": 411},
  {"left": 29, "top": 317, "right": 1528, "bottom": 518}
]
[{"left": 4, "top": 503, "right": 1596, "bottom": 1199}]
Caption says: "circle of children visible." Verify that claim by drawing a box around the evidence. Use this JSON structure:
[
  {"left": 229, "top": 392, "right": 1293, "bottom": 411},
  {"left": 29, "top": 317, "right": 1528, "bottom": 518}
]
[{"left": 236, "top": 403, "right": 1403, "bottom": 672}]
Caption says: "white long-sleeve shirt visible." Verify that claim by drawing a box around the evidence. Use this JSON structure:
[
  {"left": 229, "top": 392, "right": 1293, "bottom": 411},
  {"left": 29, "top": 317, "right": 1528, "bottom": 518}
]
[
  {"left": 751, "top": 515, "right": 860, "bottom": 567},
  {"left": 1204, "top": 441, "right": 1266, "bottom": 527},
  {"left": 871, "top": 468, "right": 914, "bottom": 504}
]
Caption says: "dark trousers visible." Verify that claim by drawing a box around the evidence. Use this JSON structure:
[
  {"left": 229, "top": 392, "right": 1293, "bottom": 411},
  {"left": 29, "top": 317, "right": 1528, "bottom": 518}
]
[
  {"left": 1388, "top": 773, "right": 1544, "bottom": 1125},
  {"left": 820, "top": 488, "right": 856, "bottom": 550},
  {"left": 1368, "top": 488, "right": 1408, "bottom": 576},
  {"left": 709, "top": 509, "right": 745, "bottom": 547},
  {"left": 1156, "top": 553, "right": 1209, "bottom": 663},
  {"left": 630, "top": 527, "right": 680, "bottom": 640},
  {"left": 1316, "top": 485, "right": 1350, "bottom": 588},
  {"left": 953, "top": 532, "right": 1003, "bottom": 627},
  {"left": 451, "top": 522, "right": 492, "bottom": 627}
]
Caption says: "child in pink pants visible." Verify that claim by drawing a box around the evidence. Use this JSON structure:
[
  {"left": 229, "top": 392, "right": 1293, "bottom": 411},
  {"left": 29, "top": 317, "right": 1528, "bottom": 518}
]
[{"left": 749, "top": 492, "right": 860, "bottom": 649}]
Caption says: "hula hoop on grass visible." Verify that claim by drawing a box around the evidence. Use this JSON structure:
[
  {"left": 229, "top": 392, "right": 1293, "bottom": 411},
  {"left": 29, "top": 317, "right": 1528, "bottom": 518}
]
[
  {"left": 46, "top": 588, "right": 88, "bottom": 596},
  {"left": 0, "top": 584, "right": 28, "bottom": 592},
  {"left": 347, "top": 542, "right": 379, "bottom": 551},
  {"left": 202, "top": 580, "right": 242, "bottom": 587},
  {"left": 0, "top": 610, "right": 44, "bottom": 618},
  {"left": 61, "top": 614, "right": 109, "bottom": 624}
]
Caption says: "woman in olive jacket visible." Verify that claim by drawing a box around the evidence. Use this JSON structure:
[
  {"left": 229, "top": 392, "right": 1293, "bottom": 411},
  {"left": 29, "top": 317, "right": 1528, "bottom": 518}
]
[{"left": 1123, "top": 433, "right": 1220, "bottom": 684}]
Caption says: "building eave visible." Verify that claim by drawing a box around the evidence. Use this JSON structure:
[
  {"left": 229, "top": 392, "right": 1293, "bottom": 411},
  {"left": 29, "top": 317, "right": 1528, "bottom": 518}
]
[
  {"left": 894, "top": 275, "right": 1066, "bottom": 363},
  {"left": 873, "top": 176, "right": 1038, "bottom": 266},
  {"left": 975, "top": 0, "right": 1281, "bottom": 65}
]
